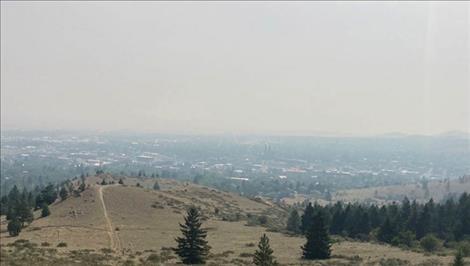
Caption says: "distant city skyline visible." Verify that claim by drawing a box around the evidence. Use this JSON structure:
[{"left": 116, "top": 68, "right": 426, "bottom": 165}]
[{"left": 1, "top": 2, "right": 469, "bottom": 136}]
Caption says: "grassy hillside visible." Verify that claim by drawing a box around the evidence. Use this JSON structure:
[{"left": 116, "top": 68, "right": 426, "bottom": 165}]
[{"left": 0, "top": 175, "right": 460, "bottom": 265}]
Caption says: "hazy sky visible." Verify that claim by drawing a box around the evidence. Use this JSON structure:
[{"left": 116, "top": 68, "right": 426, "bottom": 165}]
[{"left": 1, "top": 2, "right": 469, "bottom": 136}]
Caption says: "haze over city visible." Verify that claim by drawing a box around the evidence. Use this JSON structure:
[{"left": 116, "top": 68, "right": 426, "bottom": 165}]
[{"left": 2, "top": 1, "right": 469, "bottom": 136}]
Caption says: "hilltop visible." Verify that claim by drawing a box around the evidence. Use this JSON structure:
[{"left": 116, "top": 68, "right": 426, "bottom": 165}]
[{"left": 0, "top": 175, "right": 457, "bottom": 265}]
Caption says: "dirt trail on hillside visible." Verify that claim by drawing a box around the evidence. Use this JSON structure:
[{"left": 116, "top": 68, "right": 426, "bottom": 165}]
[{"left": 98, "top": 186, "right": 122, "bottom": 253}]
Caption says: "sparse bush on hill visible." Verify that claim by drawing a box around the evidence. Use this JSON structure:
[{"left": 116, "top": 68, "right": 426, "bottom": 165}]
[
  {"left": 379, "top": 258, "right": 411, "bottom": 266},
  {"left": 7, "top": 218, "right": 22, "bottom": 236},
  {"left": 391, "top": 230, "right": 416, "bottom": 248},
  {"left": 101, "top": 248, "right": 113, "bottom": 254},
  {"left": 457, "top": 241, "right": 470, "bottom": 257},
  {"left": 258, "top": 215, "right": 268, "bottom": 225},
  {"left": 96, "top": 169, "right": 105, "bottom": 175},
  {"left": 59, "top": 187, "right": 68, "bottom": 200},
  {"left": 153, "top": 181, "right": 160, "bottom": 190},
  {"left": 57, "top": 242, "right": 67, "bottom": 247},
  {"left": 146, "top": 253, "right": 161, "bottom": 263},
  {"left": 41, "top": 204, "right": 50, "bottom": 217},
  {"left": 453, "top": 248, "right": 465, "bottom": 266},
  {"left": 420, "top": 234, "right": 441, "bottom": 252},
  {"left": 79, "top": 181, "right": 86, "bottom": 192}
]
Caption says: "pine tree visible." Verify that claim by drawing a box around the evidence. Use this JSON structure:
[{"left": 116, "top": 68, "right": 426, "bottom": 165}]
[
  {"left": 6, "top": 185, "right": 20, "bottom": 220},
  {"left": 378, "top": 217, "right": 395, "bottom": 243},
  {"left": 153, "top": 181, "right": 160, "bottom": 191},
  {"left": 253, "top": 234, "right": 278, "bottom": 266},
  {"left": 59, "top": 187, "right": 68, "bottom": 201},
  {"left": 453, "top": 248, "right": 465, "bottom": 266},
  {"left": 174, "top": 207, "right": 211, "bottom": 264},
  {"left": 406, "top": 200, "right": 419, "bottom": 233},
  {"left": 35, "top": 184, "right": 58, "bottom": 207},
  {"left": 302, "top": 211, "right": 331, "bottom": 260},
  {"left": 0, "top": 196, "right": 8, "bottom": 215},
  {"left": 416, "top": 201, "right": 433, "bottom": 239},
  {"left": 400, "top": 197, "right": 411, "bottom": 229},
  {"left": 79, "top": 181, "right": 86, "bottom": 192},
  {"left": 17, "top": 198, "right": 34, "bottom": 226},
  {"left": 7, "top": 218, "right": 21, "bottom": 237},
  {"left": 41, "top": 204, "right": 50, "bottom": 217},
  {"left": 301, "top": 202, "right": 314, "bottom": 233},
  {"left": 286, "top": 209, "right": 301, "bottom": 234}
]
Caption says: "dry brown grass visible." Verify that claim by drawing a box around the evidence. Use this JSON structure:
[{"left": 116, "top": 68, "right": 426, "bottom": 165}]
[{"left": 0, "top": 176, "right": 459, "bottom": 265}]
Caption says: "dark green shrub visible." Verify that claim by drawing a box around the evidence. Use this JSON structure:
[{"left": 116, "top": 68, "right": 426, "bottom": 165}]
[{"left": 420, "top": 234, "right": 441, "bottom": 252}]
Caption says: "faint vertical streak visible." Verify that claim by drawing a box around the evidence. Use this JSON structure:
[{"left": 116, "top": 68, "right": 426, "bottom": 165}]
[
  {"left": 423, "top": 2, "right": 436, "bottom": 135},
  {"left": 467, "top": 2, "right": 470, "bottom": 151}
]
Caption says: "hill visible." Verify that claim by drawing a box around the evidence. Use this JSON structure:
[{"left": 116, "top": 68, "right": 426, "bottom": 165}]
[{"left": 0, "top": 175, "right": 458, "bottom": 265}]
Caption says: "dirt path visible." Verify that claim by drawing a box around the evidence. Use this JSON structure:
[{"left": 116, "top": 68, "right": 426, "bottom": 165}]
[{"left": 98, "top": 186, "right": 122, "bottom": 252}]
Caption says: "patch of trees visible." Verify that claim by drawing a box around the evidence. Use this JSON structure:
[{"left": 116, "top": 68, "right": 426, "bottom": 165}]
[
  {"left": 1, "top": 182, "right": 80, "bottom": 236},
  {"left": 288, "top": 193, "right": 470, "bottom": 249},
  {"left": 2, "top": 186, "right": 34, "bottom": 236}
]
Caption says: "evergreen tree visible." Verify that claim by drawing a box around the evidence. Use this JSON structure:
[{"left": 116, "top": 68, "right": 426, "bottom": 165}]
[
  {"left": 153, "top": 181, "right": 160, "bottom": 191},
  {"left": 456, "top": 193, "right": 470, "bottom": 240},
  {"left": 406, "top": 200, "right": 419, "bottom": 233},
  {"left": 41, "top": 204, "right": 50, "bottom": 217},
  {"left": 400, "top": 197, "right": 411, "bottom": 229},
  {"left": 35, "top": 184, "right": 57, "bottom": 208},
  {"left": 378, "top": 217, "right": 395, "bottom": 243},
  {"left": 416, "top": 200, "right": 433, "bottom": 239},
  {"left": 368, "top": 205, "right": 381, "bottom": 229},
  {"left": 253, "top": 234, "right": 278, "bottom": 266},
  {"left": 0, "top": 196, "right": 8, "bottom": 215},
  {"left": 174, "top": 207, "right": 211, "bottom": 264},
  {"left": 118, "top": 178, "right": 124, "bottom": 185},
  {"left": 6, "top": 185, "right": 20, "bottom": 220},
  {"left": 7, "top": 218, "right": 21, "bottom": 236},
  {"left": 301, "top": 202, "right": 314, "bottom": 233},
  {"left": 452, "top": 248, "right": 465, "bottom": 266},
  {"left": 59, "top": 187, "right": 68, "bottom": 201},
  {"left": 302, "top": 211, "right": 331, "bottom": 260},
  {"left": 27, "top": 192, "right": 35, "bottom": 209},
  {"left": 356, "top": 210, "right": 371, "bottom": 236},
  {"left": 17, "top": 198, "right": 34, "bottom": 226},
  {"left": 286, "top": 209, "right": 301, "bottom": 234},
  {"left": 79, "top": 182, "right": 86, "bottom": 192}
]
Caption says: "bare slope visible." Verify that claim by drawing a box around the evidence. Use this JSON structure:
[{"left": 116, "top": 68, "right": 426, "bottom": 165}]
[{"left": 0, "top": 186, "right": 109, "bottom": 250}]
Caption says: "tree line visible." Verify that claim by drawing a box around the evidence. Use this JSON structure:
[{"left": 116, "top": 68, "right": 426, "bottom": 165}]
[
  {"left": 287, "top": 193, "right": 470, "bottom": 249},
  {"left": 0, "top": 179, "right": 84, "bottom": 236}
]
